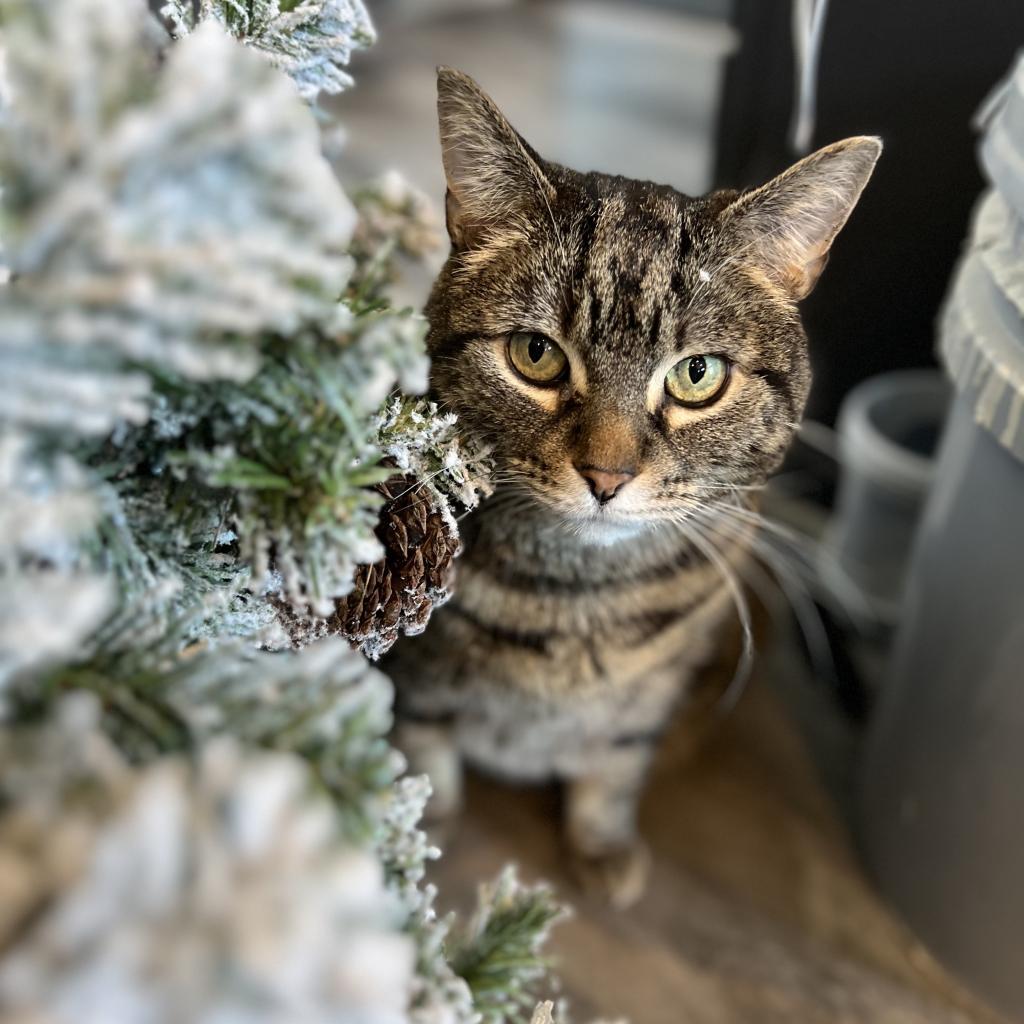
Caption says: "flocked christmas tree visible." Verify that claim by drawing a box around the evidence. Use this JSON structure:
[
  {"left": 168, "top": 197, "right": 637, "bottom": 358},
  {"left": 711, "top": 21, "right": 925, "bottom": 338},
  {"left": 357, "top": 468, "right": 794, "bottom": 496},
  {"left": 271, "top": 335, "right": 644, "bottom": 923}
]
[{"left": 0, "top": 1, "right": 566, "bottom": 1020}]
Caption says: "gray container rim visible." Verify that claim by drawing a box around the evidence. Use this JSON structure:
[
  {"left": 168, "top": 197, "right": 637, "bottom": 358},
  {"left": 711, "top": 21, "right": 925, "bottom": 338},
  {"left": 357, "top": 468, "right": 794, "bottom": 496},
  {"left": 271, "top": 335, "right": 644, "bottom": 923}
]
[{"left": 836, "top": 370, "right": 949, "bottom": 497}]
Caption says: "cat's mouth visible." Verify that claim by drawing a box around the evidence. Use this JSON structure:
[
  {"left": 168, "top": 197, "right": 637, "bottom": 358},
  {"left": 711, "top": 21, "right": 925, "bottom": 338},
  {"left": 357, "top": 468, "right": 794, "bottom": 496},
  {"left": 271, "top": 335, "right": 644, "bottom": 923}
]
[
  {"left": 559, "top": 494, "right": 653, "bottom": 545},
  {"left": 496, "top": 474, "right": 654, "bottom": 544}
]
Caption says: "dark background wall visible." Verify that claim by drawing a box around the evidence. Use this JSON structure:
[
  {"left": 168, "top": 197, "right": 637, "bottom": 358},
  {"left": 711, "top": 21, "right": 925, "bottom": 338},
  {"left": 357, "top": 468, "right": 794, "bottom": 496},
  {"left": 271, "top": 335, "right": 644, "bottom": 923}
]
[{"left": 716, "top": 0, "right": 1024, "bottom": 424}]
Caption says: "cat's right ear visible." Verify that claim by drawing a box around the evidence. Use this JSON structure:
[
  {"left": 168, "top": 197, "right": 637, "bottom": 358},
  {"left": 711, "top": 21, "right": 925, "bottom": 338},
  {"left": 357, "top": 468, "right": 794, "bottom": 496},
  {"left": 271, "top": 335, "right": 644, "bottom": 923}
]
[{"left": 436, "top": 67, "right": 554, "bottom": 250}]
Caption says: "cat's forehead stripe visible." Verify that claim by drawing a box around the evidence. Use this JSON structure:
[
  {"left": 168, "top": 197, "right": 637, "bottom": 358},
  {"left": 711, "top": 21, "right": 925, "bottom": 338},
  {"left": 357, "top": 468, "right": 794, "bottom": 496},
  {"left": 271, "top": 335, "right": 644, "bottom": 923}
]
[{"left": 578, "top": 186, "right": 693, "bottom": 356}]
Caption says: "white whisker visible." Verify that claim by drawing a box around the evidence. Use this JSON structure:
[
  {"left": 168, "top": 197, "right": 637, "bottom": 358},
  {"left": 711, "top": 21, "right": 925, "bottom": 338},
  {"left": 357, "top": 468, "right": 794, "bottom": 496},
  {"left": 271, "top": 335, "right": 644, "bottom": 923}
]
[
  {"left": 661, "top": 506, "right": 756, "bottom": 720},
  {"left": 693, "top": 501, "right": 838, "bottom": 686}
]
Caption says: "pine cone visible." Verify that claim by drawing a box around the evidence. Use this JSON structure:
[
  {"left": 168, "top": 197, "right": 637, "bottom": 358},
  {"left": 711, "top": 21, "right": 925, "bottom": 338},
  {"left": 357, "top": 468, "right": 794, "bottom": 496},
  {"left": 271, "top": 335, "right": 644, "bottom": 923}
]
[{"left": 276, "top": 473, "right": 462, "bottom": 659}]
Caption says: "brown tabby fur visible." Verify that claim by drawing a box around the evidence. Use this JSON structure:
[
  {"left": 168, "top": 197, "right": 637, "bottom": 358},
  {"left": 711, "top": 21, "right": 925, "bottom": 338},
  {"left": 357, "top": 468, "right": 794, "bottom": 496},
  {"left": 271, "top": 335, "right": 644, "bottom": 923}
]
[{"left": 385, "top": 68, "right": 880, "bottom": 907}]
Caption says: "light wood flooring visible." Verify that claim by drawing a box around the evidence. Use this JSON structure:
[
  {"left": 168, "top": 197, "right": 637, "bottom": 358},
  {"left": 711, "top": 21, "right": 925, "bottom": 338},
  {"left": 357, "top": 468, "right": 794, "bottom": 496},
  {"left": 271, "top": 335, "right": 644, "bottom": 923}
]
[{"left": 429, "top": 628, "right": 1006, "bottom": 1023}]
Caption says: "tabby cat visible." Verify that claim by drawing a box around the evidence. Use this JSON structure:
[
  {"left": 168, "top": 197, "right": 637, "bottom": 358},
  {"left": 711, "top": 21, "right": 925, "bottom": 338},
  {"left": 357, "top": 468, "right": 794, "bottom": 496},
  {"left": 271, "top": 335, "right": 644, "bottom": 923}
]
[{"left": 385, "top": 67, "right": 880, "bottom": 907}]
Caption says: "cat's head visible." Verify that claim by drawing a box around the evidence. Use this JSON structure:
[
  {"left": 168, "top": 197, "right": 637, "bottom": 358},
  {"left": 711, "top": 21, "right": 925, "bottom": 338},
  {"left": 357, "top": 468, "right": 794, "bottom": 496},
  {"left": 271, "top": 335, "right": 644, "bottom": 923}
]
[{"left": 426, "top": 68, "right": 879, "bottom": 541}]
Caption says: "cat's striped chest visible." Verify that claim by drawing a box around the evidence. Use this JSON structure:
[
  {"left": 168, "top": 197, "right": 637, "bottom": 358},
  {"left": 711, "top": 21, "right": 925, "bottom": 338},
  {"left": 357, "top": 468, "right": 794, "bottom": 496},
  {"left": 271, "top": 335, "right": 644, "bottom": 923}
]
[{"left": 423, "top": 507, "right": 747, "bottom": 697}]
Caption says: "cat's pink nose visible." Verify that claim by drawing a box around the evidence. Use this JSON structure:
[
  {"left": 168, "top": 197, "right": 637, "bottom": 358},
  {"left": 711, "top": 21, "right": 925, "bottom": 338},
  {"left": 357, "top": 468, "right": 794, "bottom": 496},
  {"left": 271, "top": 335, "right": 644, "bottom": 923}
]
[{"left": 576, "top": 465, "right": 635, "bottom": 505}]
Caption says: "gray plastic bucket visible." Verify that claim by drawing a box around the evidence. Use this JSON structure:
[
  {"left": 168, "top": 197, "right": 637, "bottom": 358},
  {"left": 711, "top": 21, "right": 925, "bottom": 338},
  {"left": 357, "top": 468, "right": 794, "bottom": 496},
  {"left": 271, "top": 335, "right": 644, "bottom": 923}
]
[
  {"left": 824, "top": 370, "right": 949, "bottom": 632},
  {"left": 862, "top": 211, "right": 1024, "bottom": 1017}
]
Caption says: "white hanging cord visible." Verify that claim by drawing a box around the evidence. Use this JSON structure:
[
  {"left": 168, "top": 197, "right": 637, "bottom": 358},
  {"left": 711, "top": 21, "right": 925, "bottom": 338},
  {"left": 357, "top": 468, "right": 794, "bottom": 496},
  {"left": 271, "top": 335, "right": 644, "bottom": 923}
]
[{"left": 790, "top": 0, "right": 830, "bottom": 154}]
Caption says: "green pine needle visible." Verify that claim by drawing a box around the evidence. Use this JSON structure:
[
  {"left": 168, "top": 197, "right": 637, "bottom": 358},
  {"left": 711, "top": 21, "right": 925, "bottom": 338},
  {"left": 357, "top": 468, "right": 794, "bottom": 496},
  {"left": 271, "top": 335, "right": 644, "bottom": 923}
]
[{"left": 449, "top": 869, "right": 568, "bottom": 1024}]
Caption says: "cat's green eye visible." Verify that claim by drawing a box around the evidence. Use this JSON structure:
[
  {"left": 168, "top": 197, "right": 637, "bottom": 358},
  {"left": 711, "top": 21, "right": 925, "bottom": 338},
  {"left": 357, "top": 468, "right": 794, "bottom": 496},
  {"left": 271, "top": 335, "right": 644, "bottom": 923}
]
[
  {"left": 665, "top": 355, "right": 730, "bottom": 407},
  {"left": 507, "top": 331, "right": 568, "bottom": 385}
]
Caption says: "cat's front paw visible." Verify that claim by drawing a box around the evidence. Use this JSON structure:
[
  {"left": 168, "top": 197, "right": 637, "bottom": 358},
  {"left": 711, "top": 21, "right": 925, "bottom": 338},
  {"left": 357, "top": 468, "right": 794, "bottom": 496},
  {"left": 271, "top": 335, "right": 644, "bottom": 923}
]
[
  {"left": 412, "top": 769, "right": 462, "bottom": 853},
  {"left": 568, "top": 838, "right": 651, "bottom": 910},
  {"left": 392, "top": 719, "right": 464, "bottom": 843}
]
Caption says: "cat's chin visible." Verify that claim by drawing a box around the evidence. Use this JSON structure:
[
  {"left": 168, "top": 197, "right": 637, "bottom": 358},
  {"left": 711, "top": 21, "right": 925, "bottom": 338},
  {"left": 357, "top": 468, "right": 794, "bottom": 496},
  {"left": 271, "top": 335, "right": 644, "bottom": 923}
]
[{"left": 567, "top": 514, "right": 649, "bottom": 547}]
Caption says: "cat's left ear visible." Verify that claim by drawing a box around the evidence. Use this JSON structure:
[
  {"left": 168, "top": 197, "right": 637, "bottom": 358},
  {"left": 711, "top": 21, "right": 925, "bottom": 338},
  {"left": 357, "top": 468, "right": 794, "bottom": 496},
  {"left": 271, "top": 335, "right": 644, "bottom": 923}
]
[
  {"left": 436, "top": 66, "right": 555, "bottom": 250},
  {"left": 724, "top": 136, "right": 882, "bottom": 300}
]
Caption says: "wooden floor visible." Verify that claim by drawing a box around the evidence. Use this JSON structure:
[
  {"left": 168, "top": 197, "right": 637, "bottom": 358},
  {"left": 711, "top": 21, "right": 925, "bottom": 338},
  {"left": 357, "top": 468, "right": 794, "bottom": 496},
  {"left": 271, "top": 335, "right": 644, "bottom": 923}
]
[{"left": 430, "top": 640, "right": 1006, "bottom": 1023}]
